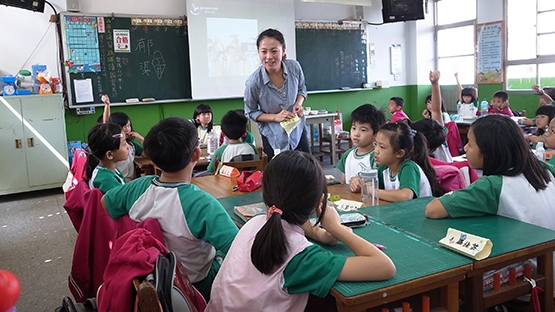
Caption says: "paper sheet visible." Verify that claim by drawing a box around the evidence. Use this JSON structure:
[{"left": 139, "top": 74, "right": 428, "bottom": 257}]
[
  {"left": 439, "top": 227, "right": 493, "bottom": 260},
  {"left": 280, "top": 115, "right": 301, "bottom": 135},
  {"left": 73, "top": 79, "right": 94, "bottom": 103}
]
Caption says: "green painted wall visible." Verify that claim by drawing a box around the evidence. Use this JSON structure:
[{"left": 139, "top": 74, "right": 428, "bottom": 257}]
[{"left": 65, "top": 83, "right": 542, "bottom": 143}]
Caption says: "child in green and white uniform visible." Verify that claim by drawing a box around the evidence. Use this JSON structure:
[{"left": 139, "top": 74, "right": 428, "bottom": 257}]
[
  {"left": 426, "top": 115, "right": 555, "bottom": 294},
  {"left": 85, "top": 123, "right": 128, "bottom": 194},
  {"left": 374, "top": 122, "right": 445, "bottom": 202},
  {"left": 337, "top": 104, "right": 386, "bottom": 193}
]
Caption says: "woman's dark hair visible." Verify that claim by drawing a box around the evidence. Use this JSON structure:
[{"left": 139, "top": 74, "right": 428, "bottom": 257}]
[
  {"left": 108, "top": 112, "right": 134, "bottom": 143},
  {"left": 472, "top": 115, "right": 551, "bottom": 191},
  {"left": 378, "top": 123, "right": 445, "bottom": 197},
  {"left": 84, "top": 123, "right": 123, "bottom": 182},
  {"left": 256, "top": 28, "right": 286, "bottom": 50},
  {"left": 534, "top": 105, "right": 555, "bottom": 136},
  {"left": 461, "top": 87, "right": 477, "bottom": 103},
  {"left": 192, "top": 104, "right": 213, "bottom": 132},
  {"left": 251, "top": 151, "right": 327, "bottom": 274}
]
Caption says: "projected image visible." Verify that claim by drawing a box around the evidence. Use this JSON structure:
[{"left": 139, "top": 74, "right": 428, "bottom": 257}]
[{"left": 206, "top": 18, "right": 259, "bottom": 77}]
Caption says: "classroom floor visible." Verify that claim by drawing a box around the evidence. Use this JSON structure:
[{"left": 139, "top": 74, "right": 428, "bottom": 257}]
[{"left": 0, "top": 163, "right": 343, "bottom": 311}]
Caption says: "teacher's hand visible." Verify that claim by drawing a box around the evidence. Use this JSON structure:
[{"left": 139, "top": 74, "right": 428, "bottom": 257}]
[
  {"left": 293, "top": 103, "right": 304, "bottom": 117},
  {"left": 273, "top": 110, "right": 296, "bottom": 122}
]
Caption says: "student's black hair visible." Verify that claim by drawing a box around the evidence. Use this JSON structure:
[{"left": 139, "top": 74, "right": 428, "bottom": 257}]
[
  {"left": 461, "top": 87, "right": 477, "bottom": 103},
  {"left": 471, "top": 115, "right": 551, "bottom": 191},
  {"left": 84, "top": 123, "right": 123, "bottom": 182},
  {"left": 410, "top": 118, "right": 446, "bottom": 153},
  {"left": 108, "top": 112, "right": 135, "bottom": 143},
  {"left": 256, "top": 28, "right": 286, "bottom": 50},
  {"left": 251, "top": 151, "right": 327, "bottom": 275},
  {"left": 221, "top": 110, "right": 248, "bottom": 140},
  {"left": 143, "top": 117, "right": 198, "bottom": 173},
  {"left": 192, "top": 104, "right": 214, "bottom": 132},
  {"left": 390, "top": 97, "right": 404, "bottom": 108},
  {"left": 424, "top": 94, "right": 447, "bottom": 117},
  {"left": 543, "top": 87, "right": 555, "bottom": 100},
  {"left": 534, "top": 105, "right": 555, "bottom": 135},
  {"left": 350, "top": 104, "right": 387, "bottom": 135},
  {"left": 378, "top": 123, "right": 445, "bottom": 197},
  {"left": 492, "top": 91, "right": 509, "bottom": 102}
]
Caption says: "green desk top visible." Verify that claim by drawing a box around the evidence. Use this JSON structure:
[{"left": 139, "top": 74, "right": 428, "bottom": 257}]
[
  {"left": 361, "top": 197, "right": 555, "bottom": 258},
  {"left": 219, "top": 193, "right": 471, "bottom": 298}
]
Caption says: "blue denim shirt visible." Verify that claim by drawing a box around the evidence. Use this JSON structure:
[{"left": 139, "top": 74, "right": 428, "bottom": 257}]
[{"left": 244, "top": 59, "right": 307, "bottom": 151}]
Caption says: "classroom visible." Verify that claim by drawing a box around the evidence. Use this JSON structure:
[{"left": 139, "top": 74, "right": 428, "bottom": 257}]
[{"left": 1, "top": 0, "right": 555, "bottom": 311}]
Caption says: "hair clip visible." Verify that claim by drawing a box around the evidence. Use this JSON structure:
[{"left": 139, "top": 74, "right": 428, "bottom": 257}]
[
  {"left": 408, "top": 128, "right": 417, "bottom": 139},
  {"left": 112, "top": 133, "right": 123, "bottom": 138},
  {"left": 267, "top": 205, "right": 283, "bottom": 218}
]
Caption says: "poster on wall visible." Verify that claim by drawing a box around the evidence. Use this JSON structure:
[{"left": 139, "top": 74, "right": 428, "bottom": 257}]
[{"left": 475, "top": 21, "right": 504, "bottom": 84}]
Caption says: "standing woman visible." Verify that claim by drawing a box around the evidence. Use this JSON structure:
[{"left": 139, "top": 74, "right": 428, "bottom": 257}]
[{"left": 244, "top": 28, "right": 310, "bottom": 160}]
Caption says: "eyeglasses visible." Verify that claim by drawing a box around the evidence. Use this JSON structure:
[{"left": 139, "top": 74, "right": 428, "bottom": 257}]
[{"left": 545, "top": 126, "right": 555, "bottom": 135}]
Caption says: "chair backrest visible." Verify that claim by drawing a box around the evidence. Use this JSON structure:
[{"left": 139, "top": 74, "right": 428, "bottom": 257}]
[{"left": 215, "top": 153, "right": 267, "bottom": 172}]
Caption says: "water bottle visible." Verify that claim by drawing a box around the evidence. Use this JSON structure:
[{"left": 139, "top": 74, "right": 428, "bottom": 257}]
[
  {"left": 457, "top": 102, "right": 462, "bottom": 116},
  {"left": 207, "top": 131, "right": 219, "bottom": 157},
  {"left": 358, "top": 168, "right": 379, "bottom": 207},
  {"left": 480, "top": 99, "right": 489, "bottom": 117},
  {"left": 536, "top": 142, "right": 546, "bottom": 161}
]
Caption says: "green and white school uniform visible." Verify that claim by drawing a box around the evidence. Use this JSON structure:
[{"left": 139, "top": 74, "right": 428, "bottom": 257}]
[
  {"left": 207, "top": 142, "right": 258, "bottom": 173},
  {"left": 88, "top": 165, "right": 125, "bottom": 194},
  {"left": 378, "top": 160, "right": 432, "bottom": 198},
  {"left": 439, "top": 163, "right": 555, "bottom": 229},
  {"left": 431, "top": 126, "right": 453, "bottom": 162},
  {"left": 104, "top": 175, "right": 238, "bottom": 299},
  {"left": 337, "top": 147, "right": 375, "bottom": 184}
]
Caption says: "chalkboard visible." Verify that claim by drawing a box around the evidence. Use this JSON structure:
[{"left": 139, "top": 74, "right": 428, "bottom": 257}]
[
  {"left": 60, "top": 13, "right": 191, "bottom": 107},
  {"left": 295, "top": 22, "right": 367, "bottom": 91}
]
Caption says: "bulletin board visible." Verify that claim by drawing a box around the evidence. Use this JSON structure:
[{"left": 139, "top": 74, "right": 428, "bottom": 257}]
[
  {"left": 475, "top": 21, "right": 504, "bottom": 84},
  {"left": 59, "top": 13, "right": 192, "bottom": 107}
]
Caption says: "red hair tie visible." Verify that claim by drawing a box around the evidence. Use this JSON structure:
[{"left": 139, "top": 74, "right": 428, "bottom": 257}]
[{"left": 267, "top": 205, "right": 283, "bottom": 218}]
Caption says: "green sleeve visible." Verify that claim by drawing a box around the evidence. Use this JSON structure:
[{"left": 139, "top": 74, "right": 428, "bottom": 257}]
[
  {"left": 549, "top": 158, "right": 555, "bottom": 166},
  {"left": 244, "top": 131, "right": 255, "bottom": 144},
  {"left": 179, "top": 189, "right": 238, "bottom": 254},
  {"left": 103, "top": 176, "right": 150, "bottom": 219},
  {"left": 541, "top": 160, "right": 555, "bottom": 176},
  {"left": 439, "top": 175, "right": 502, "bottom": 218},
  {"left": 93, "top": 170, "right": 125, "bottom": 194},
  {"left": 134, "top": 140, "right": 143, "bottom": 156},
  {"left": 208, "top": 145, "right": 226, "bottom": 173},
  {"left": 336, "top": 147, "right": 354, "bottom": 173},
  {"left": 377, "top": 165, "right": 386, "bottom": 189},
  {"left": 398, "top": 161, "right": 421, "bottom": 198},
  {"left": 283, "top": 245, "right": 346, "bottom": 297}
]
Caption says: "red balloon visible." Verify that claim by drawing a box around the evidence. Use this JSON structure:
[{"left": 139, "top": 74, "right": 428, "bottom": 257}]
[{"left": 0, "top": 270, "right": 20, "bottom": 312}]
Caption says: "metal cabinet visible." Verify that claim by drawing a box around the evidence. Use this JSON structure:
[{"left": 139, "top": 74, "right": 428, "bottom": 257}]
[{"left": 0, "top": 94, "right": 69, "bottom": 195}]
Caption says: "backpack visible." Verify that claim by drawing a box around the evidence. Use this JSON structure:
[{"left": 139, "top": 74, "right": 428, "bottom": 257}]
[{"left": 137, "top": 251, "right": 206, "bottom": 312}]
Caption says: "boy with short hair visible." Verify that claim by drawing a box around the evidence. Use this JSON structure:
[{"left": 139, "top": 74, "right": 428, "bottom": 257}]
[
  {"left": 101, "top": 117, "right": 238, "bottom": 301},
  {"left": 489, "top": 91, "right": 514, "bottom": 116},
  {"left": 337, "top": 104, "right": 386, "bottom": 193},
  {"left": 208, "top": 110, "right": 258, "bottom": 173},
  {"left": 388, "top": 97, "right": 411, "bottom": 123}
]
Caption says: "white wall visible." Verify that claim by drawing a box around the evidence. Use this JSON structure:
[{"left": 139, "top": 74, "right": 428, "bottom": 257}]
[{"left": 0, "top": 0, "right": 436, "bottom": 90}]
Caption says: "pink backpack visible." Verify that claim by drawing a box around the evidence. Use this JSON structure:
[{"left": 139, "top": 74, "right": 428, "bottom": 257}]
[{"left": 435, "top": 165, "right": 467, "bottom": 193}]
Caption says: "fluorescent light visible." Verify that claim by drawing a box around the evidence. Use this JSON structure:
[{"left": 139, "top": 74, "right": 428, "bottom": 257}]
[{"left": 300, "top": 0, "right": 372, "bottom": 6}]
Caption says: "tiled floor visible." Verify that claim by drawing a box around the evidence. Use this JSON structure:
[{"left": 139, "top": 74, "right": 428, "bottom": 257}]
[{"left": 0, "top": 163, "right": 342, "bottom": 311}]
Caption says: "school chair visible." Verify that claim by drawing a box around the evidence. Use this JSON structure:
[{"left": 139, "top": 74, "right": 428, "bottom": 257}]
[
  {"left": 214, "top": 153, "right": 267, "bottom": 172},
  {"left": 318, "top": 112, "right": 351, "bottom": 161}
]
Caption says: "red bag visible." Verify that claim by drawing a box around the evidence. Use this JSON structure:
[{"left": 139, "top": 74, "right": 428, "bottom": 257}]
[{"left": 236, "top": 170, "right": 263, "bottom": 192}]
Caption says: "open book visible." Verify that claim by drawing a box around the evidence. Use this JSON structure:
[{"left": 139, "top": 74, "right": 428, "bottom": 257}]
[{"left": 233, "top": 202, "right": 267, "bottom": 223}]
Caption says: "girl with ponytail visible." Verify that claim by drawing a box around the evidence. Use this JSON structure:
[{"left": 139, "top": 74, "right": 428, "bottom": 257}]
[{"left": 206, "top": 150, "right": 395, "bottom": 312}]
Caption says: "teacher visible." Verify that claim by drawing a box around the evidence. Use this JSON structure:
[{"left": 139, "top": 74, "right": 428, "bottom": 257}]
[{"left": 244, "top": 28, "right": 311, "bottom": 160}]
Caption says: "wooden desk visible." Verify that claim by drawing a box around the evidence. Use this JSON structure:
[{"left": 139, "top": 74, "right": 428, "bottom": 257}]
[
  {"left": 306, "top": 113, "right": 338, "bottom": 166},
  {"left": 191, "top": 175, "right": 255, "bottom": 199},
  {"left": 217, "top": 185, "right": 470, "bottom": 312}
]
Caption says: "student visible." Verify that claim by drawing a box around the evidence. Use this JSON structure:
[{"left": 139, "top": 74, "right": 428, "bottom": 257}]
[
  {"left": 455, "top": 72, "right": 478, "bottom": 117},
  {"left": 191, "top": 103, "right": 220, "bottom": 146},
  {"left": 337, "top": 104, "right": 386, "bottom": 192},
  {"left": 525, "top": 105, "right": 555, "bottom": 145},
  {"left": 488, "top": 91, "right": 514, "bottom": 116},
  {"left": 413, "top": 70, "right": 453, "bottom": 162},
  {"left": 544, "top": 118, "right": 555, "bottom": 165},
  {"left": 84, "top": 123, "right": 128, "bottom": 194},
  {"left": 425, "top": 114, "right": 555, "bottom": 234},
  {"left": 206, "top": 151, "right": 395, "bottom": 312},
  {"left": 101, "top": 117, "right": 238, "bottom": 301},
  {"left": 101, "top": 95, "right": 144, "bottom": 182},
  {"left": 422, "top": 94, "right": 450, "bottom": 124},
  {"left": 374, "top": 122, "right": 445, "bottom": 202},
  {"left": 388, "top": 97, "right": 410, "bottom": 123},
  {"left": 207, "top": 110, "right": 258, "bottom": 173},
  {"left": 219, "top": 109, "right": 256, "bottom": 146},
  {"left": 532, "top": 84, "right": 555, "bottom": 106}
]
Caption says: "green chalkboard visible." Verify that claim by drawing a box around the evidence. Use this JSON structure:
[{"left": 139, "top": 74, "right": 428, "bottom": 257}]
[
  {"left": 61, "top": 13, "right": 191, "bottom": 107},
  {"left": 295, "top": 22, "right": 367, "bottom": 91}
]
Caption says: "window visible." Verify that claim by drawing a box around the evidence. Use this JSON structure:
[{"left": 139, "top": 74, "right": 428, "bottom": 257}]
[
  {"left": 506, "top": 0, "right": 555, "bottom": 90},
  {"left": 435, "top": 0, "right": 477, "bottom": 85}
]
